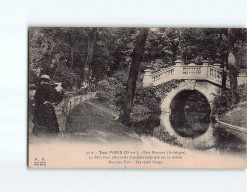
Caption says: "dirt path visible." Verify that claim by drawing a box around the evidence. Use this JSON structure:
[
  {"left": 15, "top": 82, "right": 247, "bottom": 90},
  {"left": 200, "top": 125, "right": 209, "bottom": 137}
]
[{"left": 63, "top": 100, "right": 142, "bottom": 146}]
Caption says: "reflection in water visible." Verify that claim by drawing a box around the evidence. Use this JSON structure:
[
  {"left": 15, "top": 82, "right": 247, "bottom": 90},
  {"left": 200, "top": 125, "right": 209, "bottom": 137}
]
[
  {"left": 168, "top": 90, "right": 246, "bottom": 154},
  {"left": 170, "top": 90, "right": 211, "bottom": 138}
]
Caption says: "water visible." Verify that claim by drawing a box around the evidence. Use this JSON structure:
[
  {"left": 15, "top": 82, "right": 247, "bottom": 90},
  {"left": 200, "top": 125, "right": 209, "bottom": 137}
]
[
  {"left": 213, "top": 125, "right": 246, "bottom": 155},
  {"left": 169, "top": 90, "right": 246, "bottom": 154},
  {"left": 170, "top": 90, "right": 211, "bottom": 138}
]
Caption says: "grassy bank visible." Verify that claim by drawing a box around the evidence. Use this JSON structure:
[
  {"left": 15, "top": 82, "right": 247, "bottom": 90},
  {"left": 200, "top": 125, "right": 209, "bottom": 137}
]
[{"left": 218, "top": 101, "right": 247, "bottom": 129}]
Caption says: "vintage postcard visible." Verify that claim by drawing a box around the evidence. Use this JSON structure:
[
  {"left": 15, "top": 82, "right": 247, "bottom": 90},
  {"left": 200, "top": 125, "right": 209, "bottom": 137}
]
[{"left": 28, "top": 27, "right": 247, "bottom": 168}]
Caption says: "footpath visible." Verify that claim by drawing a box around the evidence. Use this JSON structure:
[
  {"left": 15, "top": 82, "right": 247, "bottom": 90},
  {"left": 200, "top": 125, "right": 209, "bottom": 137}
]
[{"left": 64, "top": 99, "right": 142, "bottom": 145}]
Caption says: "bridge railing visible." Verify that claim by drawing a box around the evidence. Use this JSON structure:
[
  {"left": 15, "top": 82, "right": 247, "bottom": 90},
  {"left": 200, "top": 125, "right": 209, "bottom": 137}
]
[
  {"left": 207, "top": 66, "right": 230, "bottom": 87},
  {"left": 152, "top": 66, "right": 175, "bottom": 82},
  {"left": 143, "top": 63, "right": 231, "bottom": 88},
  {"left": 182, "top": 65, "right": 205, "bottom": 76}
]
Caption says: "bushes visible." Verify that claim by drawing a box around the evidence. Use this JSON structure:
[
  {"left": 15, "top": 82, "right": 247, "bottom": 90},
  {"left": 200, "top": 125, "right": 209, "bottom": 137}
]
[
  {"left": 97, "top": 74, "right": 182, "bottom": 119},
  {"left": 237, "top": 83, "right": 247, "bottom": 102},
  {"left": 96, "top": 68, "right": 183, "bottom": 116},
  {"left": 135, "top": 80, "right": 183, "bottom": 113},
  {"left": 96, "top": 70, "right": 128, "bottom": 111},
  {"left": 212, "top": 89, "right": 232, "bottom": 115},
  {"left": 53, "top": 64, "right": 81, "bottom": 89},
  {"left": 212, "top": 83, "right": 247, "bottom": 115}
]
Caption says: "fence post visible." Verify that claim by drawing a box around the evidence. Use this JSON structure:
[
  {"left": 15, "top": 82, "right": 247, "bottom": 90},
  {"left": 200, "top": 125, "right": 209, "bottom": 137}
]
[{"left": 143, "top": 68, "right": 153, "bottom": 87}]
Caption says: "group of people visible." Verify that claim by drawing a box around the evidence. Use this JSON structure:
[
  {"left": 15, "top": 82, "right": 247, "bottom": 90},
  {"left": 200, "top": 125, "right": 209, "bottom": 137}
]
[{"left": 31, "top": 75, "right": 64, "bottom": 137}]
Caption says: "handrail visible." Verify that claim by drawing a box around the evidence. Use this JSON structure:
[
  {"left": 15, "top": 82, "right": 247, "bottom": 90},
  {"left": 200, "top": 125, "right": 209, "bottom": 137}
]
[
  {"left": 54, "top": 91, "right": 97, "bottom": 136},
  {"left": 150, "top": 65, "right": 231, "bottom": 88},
  {"left": 152, "top": 66, "right": 174, "bottom": 81}
]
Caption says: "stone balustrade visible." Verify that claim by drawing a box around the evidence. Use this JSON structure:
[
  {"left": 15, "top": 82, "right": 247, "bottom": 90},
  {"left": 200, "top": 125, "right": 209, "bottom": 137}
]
[{"left": 142, "top": 62, "right": 241, "bottom": 88}]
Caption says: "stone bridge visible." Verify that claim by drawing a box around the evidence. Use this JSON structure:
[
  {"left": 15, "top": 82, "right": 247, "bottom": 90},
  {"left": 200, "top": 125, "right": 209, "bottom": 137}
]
[{"left": 142, "top": 59, "right": 247, "bottom": 148}]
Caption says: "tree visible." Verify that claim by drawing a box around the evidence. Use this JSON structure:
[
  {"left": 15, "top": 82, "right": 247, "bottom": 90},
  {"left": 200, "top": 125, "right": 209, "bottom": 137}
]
[
  {"left": 228, "top": 28, "right": 240, "bottom": 105},
  {"left": 119, "top": 28, "right": 149, "bottom": 124},
  {"left": 82, "top": 28, "right": 97, "bottom": 84}
]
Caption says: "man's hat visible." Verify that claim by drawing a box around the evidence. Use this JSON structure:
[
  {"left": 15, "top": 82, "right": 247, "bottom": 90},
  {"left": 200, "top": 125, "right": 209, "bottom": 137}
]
[{"left": 39, "top": 75, "right": 50, "bottom": 81}]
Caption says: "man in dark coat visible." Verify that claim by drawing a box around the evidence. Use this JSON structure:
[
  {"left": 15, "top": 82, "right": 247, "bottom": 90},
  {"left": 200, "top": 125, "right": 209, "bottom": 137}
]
[{"left": 32, "top": 75, "right": 60, "bottom": 137}]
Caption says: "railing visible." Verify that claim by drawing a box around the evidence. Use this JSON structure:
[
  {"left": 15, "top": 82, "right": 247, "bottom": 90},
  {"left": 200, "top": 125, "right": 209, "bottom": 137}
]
[
  {"left": 152, "top": 66, "right": 174, "bottom": 82},
  {"left": 208, "top": 66, "right": 222, "bottom": 85},
  {"left": 182, "top": 66, "right": 202, "bottom": 76},
  {"left": 148, "top": 64, "right": 231, "bottom": 88},
  {"left": 207, "top": 66, "right": 231, "bottom": 87},
  {"left": 54, "top": 91, "right": 97, "bottom": 136}
]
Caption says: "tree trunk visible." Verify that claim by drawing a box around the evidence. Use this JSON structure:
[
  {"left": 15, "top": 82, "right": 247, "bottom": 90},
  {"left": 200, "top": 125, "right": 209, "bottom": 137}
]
[
  {"left": 228, "top": 52, "right": 239, "bottom": 104},
  {"left": 221, "top": 66, "right": 227, "bottom": 90},
  {"left": 71, "top": 47, "right": 74, "bottom": 68},
  {"left": 228, "top": 28, "right": 239, "bottom": 105},
  {"left": 119, "top": 28, "right": 149, "bottom": 124},
  {"left": 219, "top": 29, "right": 226, "bottom": 90},
  {"left": 82, "top": 28, "right": 97, "bottom": 83}
]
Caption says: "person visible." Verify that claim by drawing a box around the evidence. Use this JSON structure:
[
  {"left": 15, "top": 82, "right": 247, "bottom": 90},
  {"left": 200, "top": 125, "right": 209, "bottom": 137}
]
[
  {"left": 32, "top": 75, "right": 60, "bottom": 137},
  {"left": 80, "top": 80, "right": 89, "bottom": 94},
  {"left": 53, "top": 82, "right": 64, "bottom": 104}
]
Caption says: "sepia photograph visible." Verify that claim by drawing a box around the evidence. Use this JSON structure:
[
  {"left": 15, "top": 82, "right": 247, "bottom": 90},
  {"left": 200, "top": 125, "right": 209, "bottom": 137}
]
[
  {"left": 28, "top": 27, "right": 247, "bottom": 168},
  {"left": 2, "top": 0, "right": 247, "bottom": 192}
]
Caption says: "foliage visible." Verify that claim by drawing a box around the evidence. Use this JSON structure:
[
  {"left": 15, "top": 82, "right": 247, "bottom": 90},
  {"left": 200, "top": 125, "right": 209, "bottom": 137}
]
[
  {"left": 212, "top": 83, "right": 247, "bottom": 115},
  {"left": 145, "top": 28, "right": 246, "bottom": 67},
  {"left": 212, "top": 89, "right": 232, "bottom": 115},
  {"left": 237, "top": 83, "right": 247, "bottom": 102},
  {"left": 236, "top": 46, "right": 247, "bottom": 69},
  {"left": 53, "top": 64, "right": 81, "bottom": 89},
  {"left": 135, "top": 80, "right": 183, "bottom": 113},
  {"left": 29, "top": 27, "right": 138, "bottom": 85},
  {"left": 29, "top": 64, "right": 40, "bottom": 84},
  {"left": 96, "top": 68, "right": 182, "bottom": 120},
  {"left": 96, "top": 69, "right": 128, "bottom": 111},
  {"left": 144, "top": 28, "right": 181, "bottom": 65},
  {"left": 29, "top": 27, "right": 247, "bottom": 89}
]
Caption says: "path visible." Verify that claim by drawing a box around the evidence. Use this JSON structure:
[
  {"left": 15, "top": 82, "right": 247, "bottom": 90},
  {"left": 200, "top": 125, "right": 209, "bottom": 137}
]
[{"left": 63, "top": 100, "right": 142, "bottom": 146}]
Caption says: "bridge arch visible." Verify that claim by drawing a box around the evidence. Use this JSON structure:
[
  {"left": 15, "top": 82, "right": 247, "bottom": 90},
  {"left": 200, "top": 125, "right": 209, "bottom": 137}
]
[{"left": 160, "top": 80, "right": 218, "bottom": 148}]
